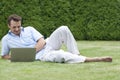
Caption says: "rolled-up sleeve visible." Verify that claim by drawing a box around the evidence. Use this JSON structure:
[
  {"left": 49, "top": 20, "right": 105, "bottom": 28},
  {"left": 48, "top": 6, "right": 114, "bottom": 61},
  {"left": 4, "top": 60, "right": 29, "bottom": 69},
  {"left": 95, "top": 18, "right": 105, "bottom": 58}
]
[
  {"left": 30, "top": 27, "right": 44, "bottom": 42},
  {"left": 1, "top": 36, "right": 10, "bottom": 56}
]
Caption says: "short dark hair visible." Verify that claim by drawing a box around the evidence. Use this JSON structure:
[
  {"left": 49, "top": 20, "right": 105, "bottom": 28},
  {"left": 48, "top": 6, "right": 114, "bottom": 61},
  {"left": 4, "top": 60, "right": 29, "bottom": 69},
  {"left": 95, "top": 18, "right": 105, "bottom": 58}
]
[{"left": 8, "top": 14, "right": 22, "bottom": 25}]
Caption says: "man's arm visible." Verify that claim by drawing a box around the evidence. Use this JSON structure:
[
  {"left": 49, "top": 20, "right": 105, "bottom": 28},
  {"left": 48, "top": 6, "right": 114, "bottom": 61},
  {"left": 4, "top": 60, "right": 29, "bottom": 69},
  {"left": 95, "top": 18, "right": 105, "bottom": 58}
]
[
  {"left": 1, "top": 54, "right": 11, "bottom": 60},
  {"left": 34, "top": 37, "right": 46, "bottom": 52}
]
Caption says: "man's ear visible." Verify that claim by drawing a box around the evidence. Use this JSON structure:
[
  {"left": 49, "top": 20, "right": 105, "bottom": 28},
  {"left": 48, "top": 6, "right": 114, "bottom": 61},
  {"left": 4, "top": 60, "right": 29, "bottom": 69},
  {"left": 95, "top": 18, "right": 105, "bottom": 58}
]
[{"left": 8, "top": 24, "right": 10, "bottom": 28}]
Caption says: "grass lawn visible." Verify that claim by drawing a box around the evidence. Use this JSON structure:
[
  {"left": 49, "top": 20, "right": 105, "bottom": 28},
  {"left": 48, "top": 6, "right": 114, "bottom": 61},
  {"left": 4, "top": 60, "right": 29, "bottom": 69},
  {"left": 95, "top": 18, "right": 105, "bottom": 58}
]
[{"left": 0, "top": 41, "right": 120, "bottom": 80}]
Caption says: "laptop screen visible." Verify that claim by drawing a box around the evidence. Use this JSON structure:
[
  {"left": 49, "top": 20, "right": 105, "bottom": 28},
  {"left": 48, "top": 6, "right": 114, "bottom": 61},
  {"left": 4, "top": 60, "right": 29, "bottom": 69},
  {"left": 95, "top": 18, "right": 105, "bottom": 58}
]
[{"left": 10, "top": 48, "right": 36, "bottom": 62}]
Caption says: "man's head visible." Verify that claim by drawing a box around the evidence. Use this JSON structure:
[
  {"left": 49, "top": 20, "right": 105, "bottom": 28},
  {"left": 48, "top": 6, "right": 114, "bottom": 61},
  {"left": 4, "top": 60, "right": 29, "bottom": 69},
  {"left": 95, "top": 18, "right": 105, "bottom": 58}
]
[{"left": 8, "top": 14, "right": 22, "bottom": 36}]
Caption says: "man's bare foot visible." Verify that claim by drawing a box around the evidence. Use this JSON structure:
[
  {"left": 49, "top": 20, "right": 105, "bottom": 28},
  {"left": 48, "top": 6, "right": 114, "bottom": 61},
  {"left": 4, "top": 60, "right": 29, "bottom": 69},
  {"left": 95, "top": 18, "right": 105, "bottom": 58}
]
[
  {"left": 85, "top": 56, "right": 112, "bottom": 62},
  {"left": 101, "top": 56, "right": 112, "bottom": 62}
]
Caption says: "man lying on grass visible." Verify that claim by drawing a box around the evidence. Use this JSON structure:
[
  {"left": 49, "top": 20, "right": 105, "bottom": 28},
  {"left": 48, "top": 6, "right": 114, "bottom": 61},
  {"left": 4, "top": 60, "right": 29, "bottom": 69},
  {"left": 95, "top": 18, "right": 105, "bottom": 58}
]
[{"left": 1, "top": 14, "right": 112, "bottom": 63}]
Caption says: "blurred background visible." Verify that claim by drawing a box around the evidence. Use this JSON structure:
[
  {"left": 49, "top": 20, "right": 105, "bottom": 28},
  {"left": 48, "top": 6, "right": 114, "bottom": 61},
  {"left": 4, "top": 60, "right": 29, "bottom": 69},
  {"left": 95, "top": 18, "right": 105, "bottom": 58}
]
[{"left": 0, "top": 0, "right": 120, "bottom": 40}]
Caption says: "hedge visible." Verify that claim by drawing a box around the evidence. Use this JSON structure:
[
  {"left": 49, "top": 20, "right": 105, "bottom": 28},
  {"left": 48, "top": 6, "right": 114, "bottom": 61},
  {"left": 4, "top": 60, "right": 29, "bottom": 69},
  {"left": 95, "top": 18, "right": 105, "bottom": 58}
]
[{"left": 0, "top": 0, "right": 120, "bottom": 40}]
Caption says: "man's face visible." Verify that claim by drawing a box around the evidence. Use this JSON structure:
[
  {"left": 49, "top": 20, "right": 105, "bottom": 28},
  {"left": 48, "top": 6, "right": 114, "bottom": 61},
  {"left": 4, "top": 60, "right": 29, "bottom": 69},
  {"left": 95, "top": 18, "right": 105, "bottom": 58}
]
[{"left": 8, "top": 20, "right": 21, "bottom": 36}]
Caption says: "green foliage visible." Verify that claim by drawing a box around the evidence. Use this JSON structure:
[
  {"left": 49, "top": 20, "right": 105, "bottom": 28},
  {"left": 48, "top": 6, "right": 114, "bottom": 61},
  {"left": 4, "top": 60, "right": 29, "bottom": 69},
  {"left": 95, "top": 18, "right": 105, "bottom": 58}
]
[{"left": 0, "top": 0, "right": 120, "bottom": 40}]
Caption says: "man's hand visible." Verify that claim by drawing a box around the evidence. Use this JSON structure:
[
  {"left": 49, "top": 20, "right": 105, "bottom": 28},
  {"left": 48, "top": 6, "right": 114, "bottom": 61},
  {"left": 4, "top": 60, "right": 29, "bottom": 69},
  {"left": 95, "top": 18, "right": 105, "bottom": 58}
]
[
  {"left": 35, "top": 38, "right": 46, "bottom": 52},
  {"left": 1, "top": 55, "right": 11, "bottom": 60}
]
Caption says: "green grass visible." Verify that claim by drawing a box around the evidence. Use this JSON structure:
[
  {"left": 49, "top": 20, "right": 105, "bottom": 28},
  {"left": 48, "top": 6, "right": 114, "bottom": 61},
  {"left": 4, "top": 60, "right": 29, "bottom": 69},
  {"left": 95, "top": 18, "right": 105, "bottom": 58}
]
[{"left": 0, "top": 41, "right": 120, "bottom": 80}]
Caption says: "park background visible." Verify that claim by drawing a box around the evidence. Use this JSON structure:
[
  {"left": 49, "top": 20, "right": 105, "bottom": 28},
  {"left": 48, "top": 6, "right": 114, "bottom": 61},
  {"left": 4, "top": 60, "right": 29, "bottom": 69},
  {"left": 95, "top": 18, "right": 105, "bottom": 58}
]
[{"left": 0, "top": 0, "right": 120, "bottom": 40}]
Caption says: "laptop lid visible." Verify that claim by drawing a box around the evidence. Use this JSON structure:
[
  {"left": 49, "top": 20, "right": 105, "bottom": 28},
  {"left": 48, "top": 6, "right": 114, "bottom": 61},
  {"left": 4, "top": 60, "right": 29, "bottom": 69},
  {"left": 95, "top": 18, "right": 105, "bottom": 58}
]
[{"left": 10, "top": 48, "right": 36, "bottom": 62}]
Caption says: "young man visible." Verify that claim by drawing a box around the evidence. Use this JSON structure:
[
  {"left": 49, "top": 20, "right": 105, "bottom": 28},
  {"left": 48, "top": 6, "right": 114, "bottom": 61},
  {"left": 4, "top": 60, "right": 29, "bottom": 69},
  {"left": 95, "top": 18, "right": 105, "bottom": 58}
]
[{"left": 1, "top": 14, "right": 112, "bottom": 63}]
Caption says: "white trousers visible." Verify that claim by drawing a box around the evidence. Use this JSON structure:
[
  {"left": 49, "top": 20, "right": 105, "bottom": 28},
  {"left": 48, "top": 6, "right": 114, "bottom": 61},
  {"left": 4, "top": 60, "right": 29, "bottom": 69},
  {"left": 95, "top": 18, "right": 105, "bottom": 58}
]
[{"left": 38, "top": 26, "right": 86, "bottom": 63}]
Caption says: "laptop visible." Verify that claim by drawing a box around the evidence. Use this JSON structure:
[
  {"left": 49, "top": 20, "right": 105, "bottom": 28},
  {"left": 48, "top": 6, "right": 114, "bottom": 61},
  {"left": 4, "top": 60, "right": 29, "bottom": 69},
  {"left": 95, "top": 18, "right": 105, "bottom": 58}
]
[{"left": 10, "top": 48, "right": 36, "bottom": 62}]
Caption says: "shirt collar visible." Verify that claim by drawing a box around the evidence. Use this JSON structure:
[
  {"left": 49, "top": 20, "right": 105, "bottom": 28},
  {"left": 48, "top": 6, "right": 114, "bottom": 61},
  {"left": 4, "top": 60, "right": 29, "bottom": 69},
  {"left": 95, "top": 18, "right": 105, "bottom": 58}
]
[{"left": 8, "top": 27, "right": 24, "bottom": 36}]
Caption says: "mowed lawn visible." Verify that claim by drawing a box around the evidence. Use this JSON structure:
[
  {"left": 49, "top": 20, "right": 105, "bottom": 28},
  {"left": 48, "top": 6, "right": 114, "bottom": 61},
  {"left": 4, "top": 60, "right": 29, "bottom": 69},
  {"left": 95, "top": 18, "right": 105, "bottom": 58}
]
[{"left": 0, "top": 41, "right": 120, "bottom": 80}]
